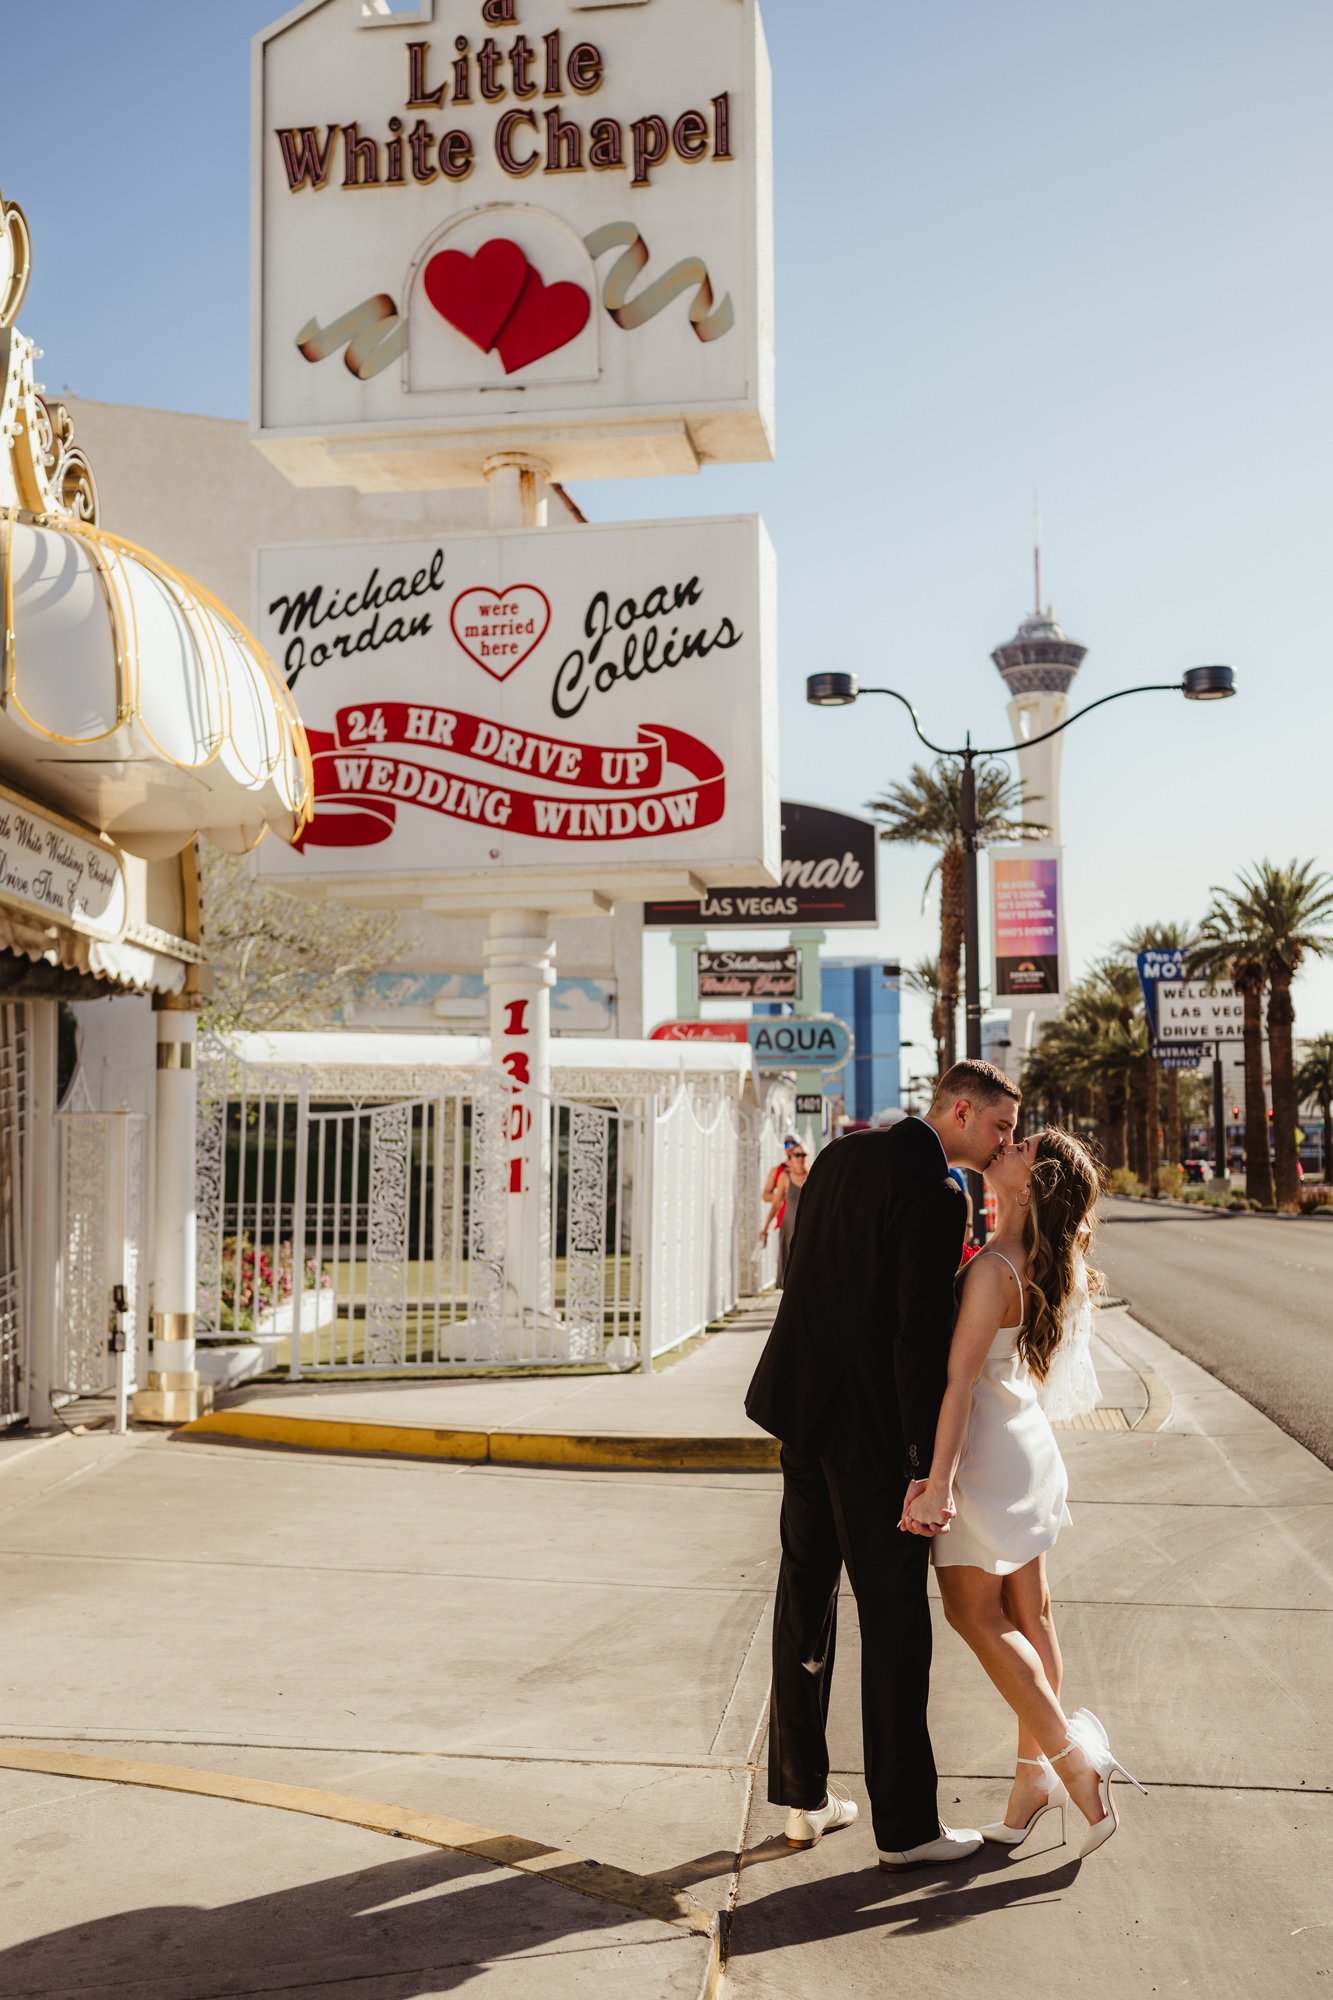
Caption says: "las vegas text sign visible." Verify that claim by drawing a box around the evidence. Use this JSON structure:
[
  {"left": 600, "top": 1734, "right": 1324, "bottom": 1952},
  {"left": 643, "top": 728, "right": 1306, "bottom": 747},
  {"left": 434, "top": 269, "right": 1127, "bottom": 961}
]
[
  {"left": 253, "top": 0, "right": 774, "bottom": 487},
  {"left": 254, "top": 513, "right": 778, "bottom": 905}
]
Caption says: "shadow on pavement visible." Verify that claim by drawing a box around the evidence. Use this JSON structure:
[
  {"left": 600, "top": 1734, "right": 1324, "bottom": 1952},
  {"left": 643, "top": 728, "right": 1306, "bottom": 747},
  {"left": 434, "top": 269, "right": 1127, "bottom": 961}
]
[
  {"left": 0, "top": 1843, "right": 702, "bottom": 1999},
  {"left": 728, "top": 1846, "right": 1084, "bottom": 1959}
]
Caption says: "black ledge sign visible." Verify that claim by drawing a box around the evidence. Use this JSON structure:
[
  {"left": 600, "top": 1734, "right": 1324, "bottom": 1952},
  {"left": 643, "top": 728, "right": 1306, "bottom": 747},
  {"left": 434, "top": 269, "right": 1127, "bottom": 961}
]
[{"left": 644, "top": 800, "right": 878, "bottom": 930}]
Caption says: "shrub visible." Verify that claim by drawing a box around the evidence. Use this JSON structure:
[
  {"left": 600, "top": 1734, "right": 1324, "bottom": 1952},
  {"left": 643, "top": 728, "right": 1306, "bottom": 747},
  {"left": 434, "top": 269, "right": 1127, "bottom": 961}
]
[
  {"left": 1155, "top": 1164, "right": 1187, "bottom": 1200},
  {"left": 1108, "top": 1167, "right": 1147, "bottom": 1198}
]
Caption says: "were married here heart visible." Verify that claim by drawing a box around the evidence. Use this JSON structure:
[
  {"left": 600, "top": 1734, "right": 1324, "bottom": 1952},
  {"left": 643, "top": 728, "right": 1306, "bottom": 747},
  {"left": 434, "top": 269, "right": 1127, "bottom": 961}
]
[
  {"left": 450, "top": 585, "right": 552, "bottom": 682},
  {"left": 423, "top": 236, "right": 591, "bottom": 375}
]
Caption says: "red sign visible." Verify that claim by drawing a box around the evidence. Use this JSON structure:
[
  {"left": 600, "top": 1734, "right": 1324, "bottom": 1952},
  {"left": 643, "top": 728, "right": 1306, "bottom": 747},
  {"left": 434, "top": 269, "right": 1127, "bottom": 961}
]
[
  {"left": 649, "top": 1020, "right": 748, "bottom": 1043},
  {"left": 296, "top": 704, "right": 724, "bottom": 850}
]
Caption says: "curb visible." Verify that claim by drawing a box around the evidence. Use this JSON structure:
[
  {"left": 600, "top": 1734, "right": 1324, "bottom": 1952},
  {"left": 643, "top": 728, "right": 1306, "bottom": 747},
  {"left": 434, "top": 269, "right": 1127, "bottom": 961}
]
[{"left": 180, "top": 1408, "right": 781, "bottom": 1473}]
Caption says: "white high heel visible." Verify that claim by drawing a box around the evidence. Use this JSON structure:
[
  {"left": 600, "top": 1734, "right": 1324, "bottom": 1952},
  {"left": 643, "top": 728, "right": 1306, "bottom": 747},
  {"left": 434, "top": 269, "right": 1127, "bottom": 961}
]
[
  {"left": 980, "top": 1755, "right": 1068, "bottom": 1850},
  {"left": 1051, "top": 1708, "right": 1148, "bottom": 1859}
]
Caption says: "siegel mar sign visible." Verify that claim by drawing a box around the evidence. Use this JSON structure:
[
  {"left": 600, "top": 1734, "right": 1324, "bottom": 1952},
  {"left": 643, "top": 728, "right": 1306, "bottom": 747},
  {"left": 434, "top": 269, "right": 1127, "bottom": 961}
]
[
  {"left": 254, "top": 0, "right": 774, "bottom": 485},
  {"left": 255, "top": 514, "right": 777, "bottom": 896},
  {"left": 643, "top": 800, "right": 878, "bottom": 929}
]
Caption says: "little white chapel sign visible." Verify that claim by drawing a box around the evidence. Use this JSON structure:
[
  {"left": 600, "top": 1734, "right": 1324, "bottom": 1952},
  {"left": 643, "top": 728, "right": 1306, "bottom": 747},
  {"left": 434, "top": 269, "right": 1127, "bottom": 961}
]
[{"left": 254, "top": 0, "right": 774, "bottom": 487}]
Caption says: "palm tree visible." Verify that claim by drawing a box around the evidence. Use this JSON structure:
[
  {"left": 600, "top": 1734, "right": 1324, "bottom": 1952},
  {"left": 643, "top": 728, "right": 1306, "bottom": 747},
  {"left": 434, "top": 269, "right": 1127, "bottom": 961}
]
[
  {"left": 868, "top": 759, "right": 1047, "bottom": 1069},
  {"left": 1296, "top": 1035, "right": 1333, "bottom": 1184},
  {"left": 902, "top": 955, "right": 946, "bottom": 1078},
  {"left": 1117, "top": 922, "right": 1200, "bottom": 1171},
  {"left": 1192, "top": 896, "right": 1274, "bottom": 1207},
  {"left": 1232, "top": 862, "right": 1333, "bottom": 1206}
]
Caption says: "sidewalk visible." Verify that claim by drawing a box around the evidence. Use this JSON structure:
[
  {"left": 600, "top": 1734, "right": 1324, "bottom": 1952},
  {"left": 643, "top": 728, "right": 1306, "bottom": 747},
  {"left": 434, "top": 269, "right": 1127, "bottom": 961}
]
[{"left": 0, "top": 1300, "right": 1328, "bottom": 1997}]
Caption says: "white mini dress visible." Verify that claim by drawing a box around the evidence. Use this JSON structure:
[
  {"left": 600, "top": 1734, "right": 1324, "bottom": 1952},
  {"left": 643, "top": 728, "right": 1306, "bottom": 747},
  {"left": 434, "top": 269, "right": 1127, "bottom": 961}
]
[{"left": 931, "top": 1251, "right": 1073, "bottom": 1577}]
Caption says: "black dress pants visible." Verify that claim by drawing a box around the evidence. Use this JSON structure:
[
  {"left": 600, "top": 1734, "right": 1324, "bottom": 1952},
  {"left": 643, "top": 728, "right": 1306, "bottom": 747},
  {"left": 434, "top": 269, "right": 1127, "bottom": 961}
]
[{"left": 767, "top": 1443, "right": 939, "bottom": 1852}]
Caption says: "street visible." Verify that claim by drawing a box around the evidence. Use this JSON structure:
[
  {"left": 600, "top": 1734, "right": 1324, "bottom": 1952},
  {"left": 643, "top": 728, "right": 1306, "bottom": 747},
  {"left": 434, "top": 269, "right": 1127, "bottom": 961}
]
[{"left": 1097, "top": 1198, "right": 1333, "bottom": 1468}]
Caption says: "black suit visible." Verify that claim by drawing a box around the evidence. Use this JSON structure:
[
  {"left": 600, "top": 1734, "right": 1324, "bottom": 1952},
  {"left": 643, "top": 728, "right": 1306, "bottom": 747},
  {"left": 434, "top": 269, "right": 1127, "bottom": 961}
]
[{"left": 745, "top": 1119, "right": 965, "bottom": 1849}]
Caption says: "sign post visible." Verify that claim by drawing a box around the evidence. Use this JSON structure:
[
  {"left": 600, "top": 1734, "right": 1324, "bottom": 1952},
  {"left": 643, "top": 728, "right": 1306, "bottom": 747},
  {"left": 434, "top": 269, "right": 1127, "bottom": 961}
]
[{"left": 254, "top": 0, "right": 776, "bottom": 1347}]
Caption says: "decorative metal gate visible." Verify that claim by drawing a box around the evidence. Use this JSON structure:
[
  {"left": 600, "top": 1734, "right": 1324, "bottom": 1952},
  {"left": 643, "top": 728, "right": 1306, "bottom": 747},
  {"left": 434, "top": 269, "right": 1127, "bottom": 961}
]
[
  {"left": 0, "top": 1003, "right": 26, "bottom": 1428},
  {"left": 55, "top": 1083, "right": 149, "bottom": 1404},
  {"left": 196, "top": 1055, "right": 643, "bottom": 1372}
]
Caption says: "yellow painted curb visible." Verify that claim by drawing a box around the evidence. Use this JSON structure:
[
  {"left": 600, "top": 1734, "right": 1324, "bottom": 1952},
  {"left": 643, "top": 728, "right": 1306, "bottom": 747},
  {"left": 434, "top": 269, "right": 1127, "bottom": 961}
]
[
  {"left": 0, "top": 1746, "right": 715, "bottom": 1938},
  {"left": 182, "top": 1409, "right": 780, "bottom": 1473}
]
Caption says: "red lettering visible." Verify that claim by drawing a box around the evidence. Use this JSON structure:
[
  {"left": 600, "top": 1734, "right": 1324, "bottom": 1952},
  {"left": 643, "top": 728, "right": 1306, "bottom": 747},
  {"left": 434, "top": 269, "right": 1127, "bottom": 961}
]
[
  {"left": 405, "top": 41, "right": 446, "bottom": 109},
  {"left": 503, "top": 999, "right": 530, "bottom": 1036}
]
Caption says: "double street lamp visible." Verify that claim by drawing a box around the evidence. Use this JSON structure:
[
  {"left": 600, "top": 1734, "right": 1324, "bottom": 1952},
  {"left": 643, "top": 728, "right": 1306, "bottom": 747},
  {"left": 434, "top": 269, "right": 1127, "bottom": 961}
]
[{"left": 807, "top": 663, "right": 1238, "bottom": 1233}]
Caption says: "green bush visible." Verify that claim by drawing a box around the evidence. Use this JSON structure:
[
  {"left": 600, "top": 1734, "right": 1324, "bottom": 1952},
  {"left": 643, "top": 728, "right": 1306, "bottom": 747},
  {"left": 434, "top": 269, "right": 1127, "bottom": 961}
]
[
  {"left": 1155, "top": 1164, "right": 1187, "bottom": 1200},
  {"left": 1108, "top": 1167, "right": 1146, "bottom": 1197}
]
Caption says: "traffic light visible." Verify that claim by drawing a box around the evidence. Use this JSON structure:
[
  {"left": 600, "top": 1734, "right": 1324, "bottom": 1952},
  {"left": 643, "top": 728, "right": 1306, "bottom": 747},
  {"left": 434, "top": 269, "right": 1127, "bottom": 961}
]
[{"left": 1232, "top": 1106, "right": 1240, "bottom": 1120}]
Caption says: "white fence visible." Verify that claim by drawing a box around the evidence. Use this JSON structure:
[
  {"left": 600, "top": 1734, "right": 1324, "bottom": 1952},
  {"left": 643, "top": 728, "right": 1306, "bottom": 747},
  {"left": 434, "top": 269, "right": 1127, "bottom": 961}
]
[
  {"left": 54, "top": 1091, "right": 148, "bottom": 1410},
  {"left": 0, "top": 1004, "right": 26, "bottom": 1429},
  {"left": 196, "top": 1039, "right": 785, "bottom": 1376}
]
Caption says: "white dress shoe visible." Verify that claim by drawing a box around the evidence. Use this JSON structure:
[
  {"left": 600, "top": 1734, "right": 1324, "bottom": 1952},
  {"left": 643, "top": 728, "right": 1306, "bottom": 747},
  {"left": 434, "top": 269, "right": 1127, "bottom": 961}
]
[
  {"left": 878, "top": 1825, "right": 983, "bottom": 1870},
  {"left": 784, "top": 1780, "right": 859, "bottom": 1848}
]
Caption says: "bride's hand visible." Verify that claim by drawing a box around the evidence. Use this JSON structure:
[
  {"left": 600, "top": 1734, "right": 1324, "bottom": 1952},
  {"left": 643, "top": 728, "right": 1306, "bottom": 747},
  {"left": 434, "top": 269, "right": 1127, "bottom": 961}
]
[{"left": 905, "top": 1479, "right": 954, "bottom": 1533}]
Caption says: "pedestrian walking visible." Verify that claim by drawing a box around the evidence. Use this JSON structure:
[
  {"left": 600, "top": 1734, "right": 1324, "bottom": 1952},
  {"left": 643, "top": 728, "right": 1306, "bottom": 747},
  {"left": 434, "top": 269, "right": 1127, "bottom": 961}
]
[{"left": 761, "top": 1143, "right": 811, "bottom": 1285}]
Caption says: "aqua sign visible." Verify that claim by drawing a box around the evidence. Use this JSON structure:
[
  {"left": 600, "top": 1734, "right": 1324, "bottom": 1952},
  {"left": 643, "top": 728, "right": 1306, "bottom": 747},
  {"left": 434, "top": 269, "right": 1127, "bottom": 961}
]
[{"left": 747, "top": 1016, "right": 853, "bottom": 1073}]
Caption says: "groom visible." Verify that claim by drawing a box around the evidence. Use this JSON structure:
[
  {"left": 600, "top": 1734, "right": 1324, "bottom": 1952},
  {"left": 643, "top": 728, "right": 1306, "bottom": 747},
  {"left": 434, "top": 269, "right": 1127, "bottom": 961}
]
[{"left": 745, "top": 1060, "right": 1021, "bottom": 1868}]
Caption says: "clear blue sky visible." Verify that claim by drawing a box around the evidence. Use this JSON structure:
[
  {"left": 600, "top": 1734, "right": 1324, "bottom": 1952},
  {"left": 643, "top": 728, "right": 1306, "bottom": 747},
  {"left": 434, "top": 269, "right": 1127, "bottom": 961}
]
[{"left": 7, "top": 0, "right": 1331, "bottom": 1059}]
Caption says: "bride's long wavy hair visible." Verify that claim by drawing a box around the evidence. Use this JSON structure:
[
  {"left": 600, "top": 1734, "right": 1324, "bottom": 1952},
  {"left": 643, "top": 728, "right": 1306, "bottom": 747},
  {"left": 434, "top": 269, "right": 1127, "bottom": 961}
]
[{"left": 1017, "top": 1127, "right": 1105, "bottom": 1381}]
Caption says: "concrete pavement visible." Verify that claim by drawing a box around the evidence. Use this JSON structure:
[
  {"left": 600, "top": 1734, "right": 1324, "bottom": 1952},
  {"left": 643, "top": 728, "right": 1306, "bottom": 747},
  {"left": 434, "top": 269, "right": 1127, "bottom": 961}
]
[{"left": 0, "top": 1300, "right": 1328, "bottom": 1997}]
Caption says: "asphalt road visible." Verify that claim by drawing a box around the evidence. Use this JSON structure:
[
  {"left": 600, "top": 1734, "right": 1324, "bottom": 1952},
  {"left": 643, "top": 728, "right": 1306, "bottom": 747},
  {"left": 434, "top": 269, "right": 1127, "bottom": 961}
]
[{"left": 1097, "top": 1196, "right": 1333, "bottom": 1467}]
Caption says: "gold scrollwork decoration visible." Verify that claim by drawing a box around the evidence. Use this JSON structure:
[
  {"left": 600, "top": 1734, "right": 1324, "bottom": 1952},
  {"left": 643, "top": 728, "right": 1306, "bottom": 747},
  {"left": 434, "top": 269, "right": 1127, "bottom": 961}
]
[
  {"left": 0, "top": 189, "right": 99, "bottom": 526},
  {"left": 0, "top": 191, "right": 32, "bottom": 331}
]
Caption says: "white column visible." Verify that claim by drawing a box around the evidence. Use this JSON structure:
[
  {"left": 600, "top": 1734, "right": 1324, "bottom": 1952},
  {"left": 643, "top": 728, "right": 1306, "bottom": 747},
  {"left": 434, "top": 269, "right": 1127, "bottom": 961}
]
[
  {"left": 23, "top": 1000, "right": 60, "bottom": 1429},
  {"left": 483, "top": 452, "right": 549, "bottom": 530},
  {"left": 483, "top": 910, "right": 556, "bottom": 1341},
  {"left": 133, "top": 1000, "right": 209, "bottom": 1423}
]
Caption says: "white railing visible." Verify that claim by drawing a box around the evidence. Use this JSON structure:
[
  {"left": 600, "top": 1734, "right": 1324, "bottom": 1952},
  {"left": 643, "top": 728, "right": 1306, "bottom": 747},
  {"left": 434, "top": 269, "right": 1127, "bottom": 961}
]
[
  {"left": 54, "top": 1086, "right": 147, "bottom": 1420},
  {"left": 0, "top": 1003, "right": 26, "bottom": 1429},
  {"left": 640, "top": 1082, "right": 742, "bottom": 1366},
  {"left": 196, "top": 1052, "right": 644, "bottom": 1372}
]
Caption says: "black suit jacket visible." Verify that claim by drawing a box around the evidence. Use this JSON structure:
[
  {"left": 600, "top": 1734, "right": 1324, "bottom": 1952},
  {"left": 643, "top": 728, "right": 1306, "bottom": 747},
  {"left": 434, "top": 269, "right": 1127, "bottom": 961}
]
[{"left": 745, "top": 1119, "right": 966, "bottom": 1481}]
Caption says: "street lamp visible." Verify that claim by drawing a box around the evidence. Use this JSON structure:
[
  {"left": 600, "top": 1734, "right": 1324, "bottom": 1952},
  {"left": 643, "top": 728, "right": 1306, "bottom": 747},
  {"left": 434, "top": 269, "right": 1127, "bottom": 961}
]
[{"left": 807, "top": 662, "right": 1238, "bottom": 1238}]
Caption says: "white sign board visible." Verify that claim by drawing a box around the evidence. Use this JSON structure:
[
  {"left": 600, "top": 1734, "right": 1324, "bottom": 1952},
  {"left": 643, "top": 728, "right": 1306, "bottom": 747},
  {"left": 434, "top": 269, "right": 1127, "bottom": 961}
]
[
  {"left": 253, "top": 0, "right": 773, "bottom": 487},
  {"left": 0, "top": 785, "right": 126, "bottom": 941},
  {"left": 1153, "top": 980, "right": 1245, "bottom": 1043},
  {"left": 1137, "top": 949, "right": 1245, "bottom": 1044},
  {"left": 255, "top": 514, "right": 778, "bottom": 905}
]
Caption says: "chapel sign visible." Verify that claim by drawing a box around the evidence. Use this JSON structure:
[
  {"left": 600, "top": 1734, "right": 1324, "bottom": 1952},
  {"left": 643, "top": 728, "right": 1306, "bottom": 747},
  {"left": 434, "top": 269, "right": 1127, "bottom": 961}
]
[
  {"left": 253, "top": 0, "right": 774, "bottom": 486},
  {"left": 254, "top": 514, "right": 778, "bottom": 902}
]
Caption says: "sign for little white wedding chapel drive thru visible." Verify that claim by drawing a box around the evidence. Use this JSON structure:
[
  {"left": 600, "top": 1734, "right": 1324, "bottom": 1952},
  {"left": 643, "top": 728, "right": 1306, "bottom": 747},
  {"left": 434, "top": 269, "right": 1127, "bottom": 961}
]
[
  {"left": 255, "top": 516, "right": 777, "bottom": 895},
  {"left": 254, "top": 0, "right": 773, "bottom": 487}
]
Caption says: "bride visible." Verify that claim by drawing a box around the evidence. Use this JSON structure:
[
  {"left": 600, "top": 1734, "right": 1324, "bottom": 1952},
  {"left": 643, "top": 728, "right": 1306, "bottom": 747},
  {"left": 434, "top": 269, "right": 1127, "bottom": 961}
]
[{"left": 903, "top": 1127, "right": 1146, "bottom": 1858}]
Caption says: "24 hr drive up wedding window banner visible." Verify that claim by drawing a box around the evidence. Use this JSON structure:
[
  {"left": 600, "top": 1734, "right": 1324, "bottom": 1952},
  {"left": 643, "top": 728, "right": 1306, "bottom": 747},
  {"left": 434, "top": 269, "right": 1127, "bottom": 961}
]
[
  {"left": 253, "top": 0, "right": 773, "bottom": 486},
  {"left": 254, "top": 515, "right": 778, "bottom": 898}
]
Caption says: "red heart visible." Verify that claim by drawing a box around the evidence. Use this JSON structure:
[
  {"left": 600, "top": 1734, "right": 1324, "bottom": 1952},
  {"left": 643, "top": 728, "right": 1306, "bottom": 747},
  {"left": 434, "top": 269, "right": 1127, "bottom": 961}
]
[
  {"left": 451, "top": 585, "right": 552, "bottom": 682},
  {"left": 495, "top": 266, "right": 592, "bottom": 375},
  {"left": 423, "top": 238, "right": 528, "bottom": 354}
]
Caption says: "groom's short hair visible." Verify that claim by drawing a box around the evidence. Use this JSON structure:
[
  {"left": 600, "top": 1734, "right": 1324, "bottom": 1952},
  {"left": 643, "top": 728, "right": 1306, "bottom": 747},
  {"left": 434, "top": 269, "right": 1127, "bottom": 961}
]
[{"left": 930, "top": 1059, "right": 1020, "bottom": 1111}]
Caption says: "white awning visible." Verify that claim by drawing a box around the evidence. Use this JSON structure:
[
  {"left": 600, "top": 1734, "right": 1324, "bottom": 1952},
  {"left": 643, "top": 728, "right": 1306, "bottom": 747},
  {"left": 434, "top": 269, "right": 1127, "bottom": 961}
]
[
  {"left": 0, "top": 187, "right": 313, "bottom": 863},
  {"left": 1, "top": 511, "right": 313, "bottom": 859}
]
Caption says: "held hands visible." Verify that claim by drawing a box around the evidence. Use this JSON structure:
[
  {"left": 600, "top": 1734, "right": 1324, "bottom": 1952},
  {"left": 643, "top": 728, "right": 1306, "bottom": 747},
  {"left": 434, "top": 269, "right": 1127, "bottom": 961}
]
[{"left": 897, "top": 1477, "right": 955, "bottom": 1537}]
